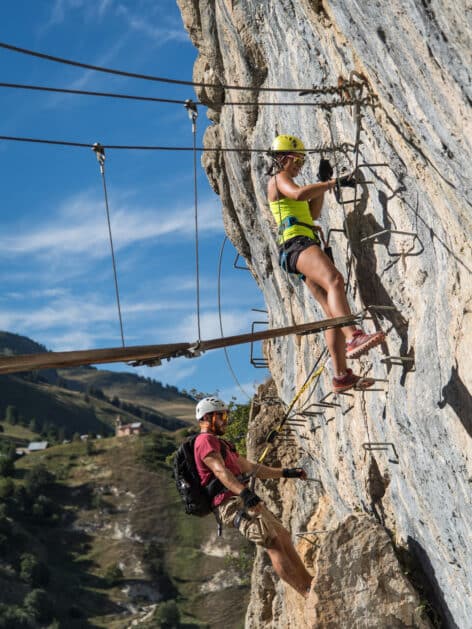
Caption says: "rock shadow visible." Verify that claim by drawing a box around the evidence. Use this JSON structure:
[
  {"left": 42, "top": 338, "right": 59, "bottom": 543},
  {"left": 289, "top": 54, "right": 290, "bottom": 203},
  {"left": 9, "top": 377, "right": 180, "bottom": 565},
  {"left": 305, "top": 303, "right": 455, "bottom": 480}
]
[
  {"left": 344, "top": 184, "right": 413, "bottom": 384},
  {"left": 407, "top": 536, "right": 460, "bottom": 629},
  {"left": 437, "top": 364, "right": 472, "bottom": 438}
]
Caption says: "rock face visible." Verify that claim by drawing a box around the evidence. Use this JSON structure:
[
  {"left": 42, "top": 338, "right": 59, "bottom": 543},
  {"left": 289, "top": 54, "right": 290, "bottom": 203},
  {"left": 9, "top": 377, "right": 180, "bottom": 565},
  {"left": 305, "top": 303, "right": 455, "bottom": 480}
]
[{"left": 176, "top": 1, "right": 472, "bottom": 627}]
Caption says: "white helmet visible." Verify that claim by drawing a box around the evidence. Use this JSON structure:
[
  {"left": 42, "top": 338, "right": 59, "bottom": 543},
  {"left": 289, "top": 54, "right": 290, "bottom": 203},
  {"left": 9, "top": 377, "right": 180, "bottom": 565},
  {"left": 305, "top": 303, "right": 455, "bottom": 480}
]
[{"left": 196, "top": 397, "right": 228, "bottom": 421}]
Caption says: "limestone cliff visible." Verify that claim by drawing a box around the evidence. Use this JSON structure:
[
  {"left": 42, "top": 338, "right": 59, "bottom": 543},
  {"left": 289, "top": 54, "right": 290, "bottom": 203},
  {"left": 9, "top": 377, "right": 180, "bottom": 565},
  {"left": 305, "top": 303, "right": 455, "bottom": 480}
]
[{"left": 176, "top": 1, "right": 472, "bottom": 627}]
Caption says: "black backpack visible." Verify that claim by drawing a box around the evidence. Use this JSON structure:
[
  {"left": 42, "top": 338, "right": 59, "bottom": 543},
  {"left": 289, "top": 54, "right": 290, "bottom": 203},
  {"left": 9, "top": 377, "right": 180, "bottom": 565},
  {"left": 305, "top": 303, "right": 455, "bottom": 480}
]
[{"left": 173, "top": 435, "right": 227, "bottom": 517}]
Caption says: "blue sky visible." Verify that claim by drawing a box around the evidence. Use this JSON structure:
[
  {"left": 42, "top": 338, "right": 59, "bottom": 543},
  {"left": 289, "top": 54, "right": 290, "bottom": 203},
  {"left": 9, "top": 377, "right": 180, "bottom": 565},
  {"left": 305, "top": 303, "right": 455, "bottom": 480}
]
[{"left": 0, "top": 0, "right": 268, "bottom": 402}]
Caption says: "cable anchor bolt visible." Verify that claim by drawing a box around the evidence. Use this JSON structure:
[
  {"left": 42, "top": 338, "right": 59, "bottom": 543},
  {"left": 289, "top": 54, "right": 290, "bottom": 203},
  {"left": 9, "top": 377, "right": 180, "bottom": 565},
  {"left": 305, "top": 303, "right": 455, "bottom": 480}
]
[
  {"left": 92, "top": 142, "right": 106, "bottom": 173},
  {"left": 184, "top": 98, "right": 198, "bottom": 129}
]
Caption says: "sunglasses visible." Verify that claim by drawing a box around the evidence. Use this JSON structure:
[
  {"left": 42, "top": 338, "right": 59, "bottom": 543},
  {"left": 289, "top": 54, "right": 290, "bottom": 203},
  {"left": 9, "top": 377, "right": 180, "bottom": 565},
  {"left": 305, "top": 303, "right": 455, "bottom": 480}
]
[{"left": 291, "top": 155, "right": 305, "bottom": 166}]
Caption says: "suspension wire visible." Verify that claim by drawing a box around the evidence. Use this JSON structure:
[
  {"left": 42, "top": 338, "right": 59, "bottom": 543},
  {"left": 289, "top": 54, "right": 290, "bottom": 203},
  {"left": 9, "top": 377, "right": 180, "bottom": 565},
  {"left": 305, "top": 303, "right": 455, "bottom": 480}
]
[
  {"left": 0, "top": 81, "right": 190, "bottom": 104},
  {"left": 0, "top": 81, "right": 376, "bottom": 109},
  {"left": 217, "top": 236, "right": 252, "bottom": 401},
  {"left": 0, "top": 41, "right": 364, "bottom": 94},
  {"left": 185, "top": 100, "right": 201, "bottom": 342},
  {"left": 92, "top": 143, "right": 125, "bottom": 347},
  {"left": 0, "top": 134, "right": 352, "bottom": 153}
]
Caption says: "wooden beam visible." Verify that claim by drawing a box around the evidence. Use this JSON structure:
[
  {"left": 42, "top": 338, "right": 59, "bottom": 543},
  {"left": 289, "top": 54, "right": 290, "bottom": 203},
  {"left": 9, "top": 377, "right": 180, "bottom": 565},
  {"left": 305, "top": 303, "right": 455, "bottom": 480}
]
[{"left": 0, "top": 313, "right": 359, "bottom": 375}]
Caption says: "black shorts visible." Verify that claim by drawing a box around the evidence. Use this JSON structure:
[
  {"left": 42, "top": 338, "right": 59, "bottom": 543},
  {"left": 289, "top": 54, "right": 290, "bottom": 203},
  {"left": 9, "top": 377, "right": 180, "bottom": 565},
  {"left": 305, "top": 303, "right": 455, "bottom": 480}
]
[{"left": 279, "top": 236, "right": 320, "bottom": 275}]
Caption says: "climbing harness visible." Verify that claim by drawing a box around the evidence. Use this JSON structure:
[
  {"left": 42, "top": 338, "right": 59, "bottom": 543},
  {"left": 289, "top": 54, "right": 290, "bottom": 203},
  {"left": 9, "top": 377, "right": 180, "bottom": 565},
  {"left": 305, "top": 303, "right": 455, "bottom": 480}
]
[{"left": 92, "top": 142, "right": 125, "bottom": 347}]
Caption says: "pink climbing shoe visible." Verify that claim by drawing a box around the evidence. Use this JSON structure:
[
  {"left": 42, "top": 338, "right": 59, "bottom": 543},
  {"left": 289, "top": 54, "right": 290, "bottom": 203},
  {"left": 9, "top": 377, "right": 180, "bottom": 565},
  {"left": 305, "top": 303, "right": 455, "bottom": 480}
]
[
  {"left": 332, "top": 368, "right": 375, "bottom": 393},
  {"left": 346, "top": 330, "right": 385, "bottom": 360}
]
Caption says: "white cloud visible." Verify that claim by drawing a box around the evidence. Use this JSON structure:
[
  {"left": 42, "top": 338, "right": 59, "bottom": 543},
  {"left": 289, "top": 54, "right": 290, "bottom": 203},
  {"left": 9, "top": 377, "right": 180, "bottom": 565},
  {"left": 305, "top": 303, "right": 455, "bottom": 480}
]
[
  {"left": 172, "top": 309, "right": 255, "bottom": 342},
  {"left": 41, "top": 0, "right": 113, "bottom": 32},
  {"left": 133, "top": 358, "right": 197, "bottom": 385},
  {"left": 218, "top": 380, "right": 261, "bottom": 404},
  {"left": 0, "top": 191, "right": 223, "bottom": 259},
  {"left": 116, "top": 4, "right": 189, "bottom": 43}
]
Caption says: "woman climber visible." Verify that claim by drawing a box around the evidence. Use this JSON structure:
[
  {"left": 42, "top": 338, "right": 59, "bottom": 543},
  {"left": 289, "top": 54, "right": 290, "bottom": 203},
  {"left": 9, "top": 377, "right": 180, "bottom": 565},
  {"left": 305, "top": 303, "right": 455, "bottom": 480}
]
[{"left": 267, "top": 134, "right": 385, "bottom": 393}]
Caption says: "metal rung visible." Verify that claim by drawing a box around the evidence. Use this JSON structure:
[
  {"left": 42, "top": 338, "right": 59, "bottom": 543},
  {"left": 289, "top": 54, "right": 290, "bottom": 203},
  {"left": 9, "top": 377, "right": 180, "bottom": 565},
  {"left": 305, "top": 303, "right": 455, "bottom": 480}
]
[
  {"left": 381, "top": 356, "right": 414, "bottom": 362},
  {"left": 361, "top": 229, "right": 418, "bottom": 244},
  {"left": 295, "top": 530, "right": 331, "bottom": 536},
  {"left": 366, "top": 305, "right": 396, "bottom": 312},
  {"left": 319, "top": 392, "right": 342, "bottom": 406},
  {"left": 250, "top": 320, "right": 269, "bottom": 369},
  {"left": 355, "top": 162, "right": 389, "bottom": 170},
  {"left": 363, "top": 442, "right": 399, "bottom": 463},
  {"left": 362, "top": 229, "right": 423, "bottom": 257},
  {"left": 233, "top": 252, "right": 250, "bottom": 271},
  {"left": 381, "top": 356, "right": 415, "bottom": 370},
  {"left": 310, "top": 402, "right": 340, "bottom": 409},
  {"left": 326, "top": 227, "right": 346, "bottom": 246}
]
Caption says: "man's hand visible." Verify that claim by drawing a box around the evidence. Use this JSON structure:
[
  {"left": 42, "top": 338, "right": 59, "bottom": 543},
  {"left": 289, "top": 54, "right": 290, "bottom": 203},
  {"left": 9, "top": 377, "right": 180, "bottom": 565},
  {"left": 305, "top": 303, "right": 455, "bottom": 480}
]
[
  {"left": 240, "top": 487, "right": 262, "bottom": 508},
  {"left": 282, "top": 467, "right": 307, "bottom": 480}
]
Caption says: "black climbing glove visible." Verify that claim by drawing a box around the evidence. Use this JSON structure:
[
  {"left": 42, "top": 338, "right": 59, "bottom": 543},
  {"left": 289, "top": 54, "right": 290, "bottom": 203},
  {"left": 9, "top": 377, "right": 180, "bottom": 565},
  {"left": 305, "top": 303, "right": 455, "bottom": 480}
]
[
  {"left": 240, "top": 487, "right": 262, "bottom": 508},
  {"left": 318, "top": 158, "right": 333, "bottom": 182},
  {"left": 337, "top": 172, "right": 358, "bottom": 188},
  {"left": 282, "top": 467, "right": 305, "bottom": 479}
]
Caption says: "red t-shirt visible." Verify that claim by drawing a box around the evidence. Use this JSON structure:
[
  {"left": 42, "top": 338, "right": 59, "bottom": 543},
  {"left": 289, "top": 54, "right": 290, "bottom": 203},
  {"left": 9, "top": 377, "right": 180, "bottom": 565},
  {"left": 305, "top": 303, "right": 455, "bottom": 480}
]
[{"left": 194, "top": 433, "right": 242, "bottom": 507}]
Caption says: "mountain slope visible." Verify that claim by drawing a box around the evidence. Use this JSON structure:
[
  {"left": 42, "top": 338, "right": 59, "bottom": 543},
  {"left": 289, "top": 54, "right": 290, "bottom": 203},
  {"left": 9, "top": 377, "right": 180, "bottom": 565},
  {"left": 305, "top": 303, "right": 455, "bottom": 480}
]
[
  {"left": 1, "top": 435, "right": 250, "bottom": 628},
  {"left": 0, "top": 331, "right": 195, "bottom": 436}
]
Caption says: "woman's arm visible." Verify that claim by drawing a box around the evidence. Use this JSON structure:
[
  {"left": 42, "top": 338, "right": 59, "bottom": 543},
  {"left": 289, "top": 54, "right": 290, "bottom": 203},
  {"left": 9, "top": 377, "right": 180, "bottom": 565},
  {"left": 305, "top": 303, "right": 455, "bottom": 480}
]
[
  {"left": 309, "top": 195, "right": 324, "bottom": 221},
  {"left": 275, "top": 171, "right": 335, "bottom": 202}
]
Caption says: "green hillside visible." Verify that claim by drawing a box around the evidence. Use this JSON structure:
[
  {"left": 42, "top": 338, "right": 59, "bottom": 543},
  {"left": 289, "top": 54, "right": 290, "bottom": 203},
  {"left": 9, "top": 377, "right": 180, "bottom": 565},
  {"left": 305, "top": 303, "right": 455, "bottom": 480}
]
[
  {"left": 0, "top": 331, "right": 197, "bottom": 439},
  {"left": 0, "top": 434, "right": 250, "bottom": 628}
]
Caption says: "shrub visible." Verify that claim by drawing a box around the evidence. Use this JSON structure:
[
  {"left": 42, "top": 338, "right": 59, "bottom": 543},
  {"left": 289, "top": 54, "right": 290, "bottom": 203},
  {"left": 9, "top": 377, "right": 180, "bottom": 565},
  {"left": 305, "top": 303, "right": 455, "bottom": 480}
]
[
  {"left": 24, "top": 464, "right": 53, "bottom": 495},
  {"left": 19, "top": 553, "right": 50, "bottom": 587},
  {"left": 23, "top": 588, "right": 54, "bottom": 623},
  {"left": 224, "top": 402, "right": 250, "bottom": 455},
  {"left": 154, "top": 600, "right": 180, "bottom": 628},
  {"left": 0, "top": 457, "right": 14, "bottom": 478},
  {"left": 0, "top": 604, "right": 32, "bottom": 628},
  {"left": 85, "top": 439, "right": 95, "bottom": 456},
  {"left": 4, "top": 405, "right": 18, "bottom": 425},
  {"left": 31, "top": 495, "right": 55, "bottom": 521},
  {"left": 0, "top": 478, "right": 14, "bottom": 499},
  {"left": 104, "top": 563, "right": 123, "bottom": 587}
]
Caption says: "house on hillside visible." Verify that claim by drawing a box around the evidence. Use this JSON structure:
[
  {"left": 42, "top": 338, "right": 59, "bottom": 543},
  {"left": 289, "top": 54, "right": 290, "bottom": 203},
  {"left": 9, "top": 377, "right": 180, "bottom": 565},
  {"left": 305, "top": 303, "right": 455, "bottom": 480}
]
[
  {"left": 115, "top": 416, "right": 143, "bottom": 437},
  {"left": 26, "top": 441, "right": 49, "bottom": 453}
]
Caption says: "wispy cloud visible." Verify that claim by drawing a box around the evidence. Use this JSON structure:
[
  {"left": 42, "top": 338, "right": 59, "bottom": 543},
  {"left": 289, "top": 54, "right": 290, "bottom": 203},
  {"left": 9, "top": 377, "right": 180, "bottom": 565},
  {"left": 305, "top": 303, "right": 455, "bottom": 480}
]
[
  {"left": 134, "top": 358, "right": 197, "bottom": 385},
  {"left": 116, "top": 4, "right": 189, "bottom": 44},
  {"left": 218, "top": 380, "right": 261, "bottom": 404},
  {"left": 0, "top": 191, "right": 223, "bottom": 259},
  {"left": 41, "top": 0, "right": 113, "bottom": 33},
  {"left": 171, "top": 310, "right": 255, "bottom": 341}
]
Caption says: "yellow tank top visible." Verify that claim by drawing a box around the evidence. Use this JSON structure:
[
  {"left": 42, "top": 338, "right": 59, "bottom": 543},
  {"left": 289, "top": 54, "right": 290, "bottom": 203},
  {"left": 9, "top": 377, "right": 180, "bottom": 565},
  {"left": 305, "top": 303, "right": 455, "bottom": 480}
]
[{"left": 269, "top": 197, "right": 317, "bottom": 245}]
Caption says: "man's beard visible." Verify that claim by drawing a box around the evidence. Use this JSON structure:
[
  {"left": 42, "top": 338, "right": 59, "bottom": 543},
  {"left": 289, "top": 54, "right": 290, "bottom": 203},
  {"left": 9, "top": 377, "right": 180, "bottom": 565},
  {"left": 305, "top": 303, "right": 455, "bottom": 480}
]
[{"left": 212, "top": 422, "right": 226, "bottom": 436}]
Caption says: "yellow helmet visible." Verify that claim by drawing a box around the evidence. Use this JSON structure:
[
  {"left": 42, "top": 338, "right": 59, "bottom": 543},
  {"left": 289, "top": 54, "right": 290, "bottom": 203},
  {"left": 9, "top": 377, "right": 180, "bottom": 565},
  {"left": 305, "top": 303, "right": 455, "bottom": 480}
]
[{"left": 270, "top": 134, "right": 305, "bottom": 154}]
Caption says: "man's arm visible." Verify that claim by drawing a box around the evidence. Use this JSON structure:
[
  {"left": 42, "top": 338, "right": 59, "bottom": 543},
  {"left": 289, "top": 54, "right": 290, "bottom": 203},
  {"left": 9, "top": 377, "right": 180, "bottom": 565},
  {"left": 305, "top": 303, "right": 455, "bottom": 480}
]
[
  {"left": 203, "top": 451, "right": 247, "bottom": 494},
  {"left": 238, "top": 456, "right": 307, "bottom": 481}
]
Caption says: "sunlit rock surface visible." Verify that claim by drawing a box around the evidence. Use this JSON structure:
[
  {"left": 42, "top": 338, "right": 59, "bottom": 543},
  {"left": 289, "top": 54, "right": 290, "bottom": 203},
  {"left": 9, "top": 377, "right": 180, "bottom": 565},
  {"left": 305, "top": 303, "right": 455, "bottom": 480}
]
[{"left": 177, "top": 1, "right": 472, "bottom": 627}]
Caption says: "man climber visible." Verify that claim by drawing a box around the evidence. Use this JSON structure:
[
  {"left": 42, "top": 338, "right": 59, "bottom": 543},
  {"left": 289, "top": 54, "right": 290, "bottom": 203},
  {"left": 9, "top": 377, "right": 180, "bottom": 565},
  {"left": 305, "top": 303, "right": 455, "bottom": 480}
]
[{"left": 194, "top": 396, "right": 313, "bottom": 598}]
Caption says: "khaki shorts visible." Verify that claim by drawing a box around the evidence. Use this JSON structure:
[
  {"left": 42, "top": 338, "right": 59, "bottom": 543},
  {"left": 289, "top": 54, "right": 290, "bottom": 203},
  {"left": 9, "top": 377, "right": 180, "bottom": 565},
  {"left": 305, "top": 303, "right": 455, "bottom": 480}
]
[{"left": 216, "top": 496, "right": 287, "bottom": 548}]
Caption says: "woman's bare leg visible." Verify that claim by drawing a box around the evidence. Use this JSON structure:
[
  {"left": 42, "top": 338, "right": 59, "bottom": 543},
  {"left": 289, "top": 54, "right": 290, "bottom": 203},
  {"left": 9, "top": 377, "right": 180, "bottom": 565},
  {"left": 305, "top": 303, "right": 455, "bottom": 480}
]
[
  {"left": 296, "top": 246, "right": 357, "bottom": 341},
  {"left": 304, "top": 278, "right": 347, "bottom": 375}
]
